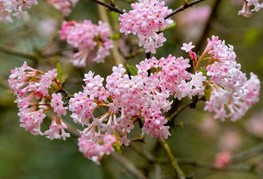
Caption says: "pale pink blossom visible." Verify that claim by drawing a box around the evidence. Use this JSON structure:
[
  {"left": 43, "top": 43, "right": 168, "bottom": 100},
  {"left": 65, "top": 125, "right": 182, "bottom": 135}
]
[
  {"left": 18, "top": 109, "right": 45, "bottom": 135},
  {"left": 51, "top": 93, "right": 68, "bottom": 117},
  {"left": 44, "top": 116, "right": 70, "bottom": 140},
  {"left": 181, "top": 42, "right": 195, "bottom": 52},
  {"left": 60, "top": 20, "right": 113, "bottom": 67},
  {"left": 78, "top": 132, "right": 116, "bottom": 164}
]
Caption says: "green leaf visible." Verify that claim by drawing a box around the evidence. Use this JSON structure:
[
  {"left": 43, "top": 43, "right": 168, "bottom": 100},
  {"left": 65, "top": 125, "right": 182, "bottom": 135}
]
[
  {"left": 109, "top": 11, "right": 119, "bottom": 26},
  {"left": 160, "top": 22, "right": 176, "bottom": 32},
  {"left": 200, "top": 67, "right": 207, "bottom": 76},
  {"left": 126, "top": 64, "right": 138, "bottom": 76},
  {"left": 56, "top": 63, "right": 63, "bottom": 84},
  {"left": 111, "top": 33, "right": 120, "bottom": 40}
]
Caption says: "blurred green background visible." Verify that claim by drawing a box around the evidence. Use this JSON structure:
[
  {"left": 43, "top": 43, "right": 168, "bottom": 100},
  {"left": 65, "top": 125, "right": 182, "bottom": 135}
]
[{"left": 1, "top": 0, "right": 263, "bottom": 178}]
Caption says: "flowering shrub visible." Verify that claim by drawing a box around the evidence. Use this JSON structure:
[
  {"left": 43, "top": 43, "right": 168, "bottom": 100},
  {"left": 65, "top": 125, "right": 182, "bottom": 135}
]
[
  {"left": 2, "top": 0, "right": 263, "bottom": 178},
  {"left": 8, "top": 35, "right": 260, "bottom": 163}
]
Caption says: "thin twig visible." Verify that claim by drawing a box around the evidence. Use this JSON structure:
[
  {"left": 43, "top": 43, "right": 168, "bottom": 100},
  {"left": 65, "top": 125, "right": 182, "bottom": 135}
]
[
  {"left": 42, "top": 47, "right": 75, "bottom": 58},
  {"left": 195, "top": 0, "right": 223, "bottom": 52},
  {"left": 167, "top": 102, "right": 191, "bottom": 122},
  {"left": 130, "top": 143, "right": 156, "bottom": 162},
  {"left": 92, "top": 0, "right": 124, "bottom": 14},
  {"left": 160, "top": 140, "right": 185, "bottom": 179},
  {"left": 231, "top": 144, "right": 263, "bottom": 164},
  {"left": 165, "top": 0, "right": 205, "bottom": 19},
  {"left": 177, "top": 158, "right": 256, "bottom": 173},
  {"left": 97, "top": 0, "right": 124, "bottom": 65},
  {"left": 63, "top": 121, "right": 80, "bottom": 137},
  {"left": 146, "top": 52, "right": 151, "bottom": 59},
  {"left": 158, "top": 157, "right": 257, "bottom": 173},
  {"left": 111, "top": 152, "right": 147, "bottom": 179},
  {"left": 0, "top": 46, "right": 38, "bottom": 61}
]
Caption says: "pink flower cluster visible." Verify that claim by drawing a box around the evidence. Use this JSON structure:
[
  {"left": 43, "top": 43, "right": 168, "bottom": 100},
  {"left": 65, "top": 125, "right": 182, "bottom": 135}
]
[
  {"left": 78, "top": 133, "right": 116, "bottom": 164},
  {"left": 0, "top": 0, "right": 38, "bottom": 19},
  {"left": 68, "top": 54, "right": 207, "bottom": 162},
  {"left": 238, "top": 0, "right": 263, "bottom": 17},
  {"left": 47, "top": 0, "right": 78, "bottom": 16},
  {"left": 8, "top": 35, "right": 261, "bottom": 164},
  {"left": 119, "top": 0, "right": 173, "bottom": 53},
  {"left": 203, "top": 36, "right": 260, "bottom": 121},
  {"left": 8, "top": 62, "right": 70, "bottom": 140},
  {"left": 60, "top": 20, "right": 113, "bottom": 67}
]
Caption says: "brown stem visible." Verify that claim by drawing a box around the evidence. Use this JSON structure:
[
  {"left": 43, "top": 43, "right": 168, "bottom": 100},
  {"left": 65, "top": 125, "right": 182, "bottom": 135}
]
[
  {"left": 195, "top": 0, "right": 223, "bottom": 52},
  {"left": 165, "top": 0, "right": 206, "bottom": 19},
  {"left": 167, "top": 102, "right": 191, "bottom": 126},
  {"left": 111, "top": 152, "right": 147, "bottom": 179},
  {"left": 0, "top": 46, "right": 38, "bottom": 61},
  {"left": 97, "top": 0, "right": 124, "bottom": 65},
  {"left": 92, "top": 0, "right": 124, "bottom": 14},
  {"left": 160, "top": 140, "right": 185, "bottom": 179},
  {"left": 176, "top": 158, "right": 257, "bottom": 173},
  {"left": 231, "top": 144, "right": 263, "bottom": 164}
]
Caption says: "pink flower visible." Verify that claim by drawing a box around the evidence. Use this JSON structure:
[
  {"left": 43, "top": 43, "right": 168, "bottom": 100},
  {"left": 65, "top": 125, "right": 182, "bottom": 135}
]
[
  {"left": 18, "top": 109, "right": 46, "bottom": 135},
  {"left": 44, "top": 116, "right": 70, "bottom": 140},
  {"left": 51, "top": 93, "right": 68, "bottom": 117},
  {"left": 143, "top": 112, "right": 170, "bottom": 139},
  {"left": 69, "top": 91, "right": 97, "bottom": 125},
  {"left": 181, "top": 42, "right": 195, "bottom": 52},
  {"left": 78, "top": 132, "right": 116, "bottom": 164}
]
